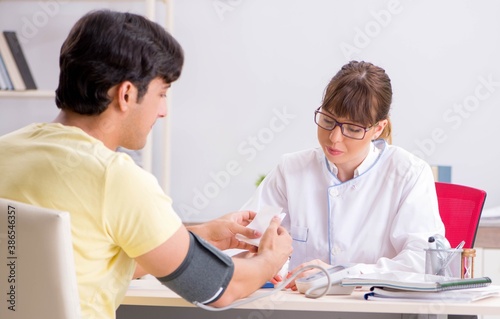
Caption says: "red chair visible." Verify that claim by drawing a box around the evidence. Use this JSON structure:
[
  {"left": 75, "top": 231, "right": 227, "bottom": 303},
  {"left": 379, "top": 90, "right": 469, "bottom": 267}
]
[{"left": 435, "top": 182, "right": 487, "bottom": 248}]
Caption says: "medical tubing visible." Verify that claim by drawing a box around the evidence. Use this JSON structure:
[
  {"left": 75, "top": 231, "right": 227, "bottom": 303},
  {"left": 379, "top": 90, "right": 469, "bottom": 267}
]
[{"left": 193, "top": 264, "right": 331, "bottom": 311}]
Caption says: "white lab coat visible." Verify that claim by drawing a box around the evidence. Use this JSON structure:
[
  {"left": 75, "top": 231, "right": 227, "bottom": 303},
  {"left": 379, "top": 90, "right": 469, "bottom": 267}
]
[{"left": 241, "top": 140, "right": 445, "bottom": 273}]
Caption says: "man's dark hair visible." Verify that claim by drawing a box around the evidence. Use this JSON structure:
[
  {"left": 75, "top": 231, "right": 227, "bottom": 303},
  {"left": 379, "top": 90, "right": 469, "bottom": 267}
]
[{"left": 55, "top": 10, "right": 184, "bottom": 115}]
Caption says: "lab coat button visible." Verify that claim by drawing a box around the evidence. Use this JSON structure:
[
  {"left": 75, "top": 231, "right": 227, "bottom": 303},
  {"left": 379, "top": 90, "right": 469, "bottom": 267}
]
[{"left": 329, "top": 189, "right": 338, "bottom": 197}]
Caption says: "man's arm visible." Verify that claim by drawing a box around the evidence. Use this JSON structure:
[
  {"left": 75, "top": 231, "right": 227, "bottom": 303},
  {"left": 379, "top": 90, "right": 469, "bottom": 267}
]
[
  {"left": 133, "top": 210, "right": 261, "bottom": 279},
  {"left": 134, "top": 216, "right": 292, "bottom": 307},
  {"left": 213, "top": 216, "right": 292, "bottom": 306}
]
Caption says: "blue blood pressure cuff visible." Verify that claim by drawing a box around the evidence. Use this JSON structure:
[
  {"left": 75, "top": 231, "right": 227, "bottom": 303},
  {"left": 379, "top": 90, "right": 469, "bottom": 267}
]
[{"left": 156, "top": 231, "right": 234, "bottom": 305}]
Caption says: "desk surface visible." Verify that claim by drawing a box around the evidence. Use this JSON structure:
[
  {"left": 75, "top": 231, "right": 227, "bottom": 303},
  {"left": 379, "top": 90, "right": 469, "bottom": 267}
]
[{"left": 123, "top": 279, "right": 500, "bottom": 316}]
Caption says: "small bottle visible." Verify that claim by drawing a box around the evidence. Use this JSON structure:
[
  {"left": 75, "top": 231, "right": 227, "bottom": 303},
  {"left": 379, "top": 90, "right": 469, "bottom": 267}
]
[{"left": 461, "top": 248, "right": 476, "bottom": 279}]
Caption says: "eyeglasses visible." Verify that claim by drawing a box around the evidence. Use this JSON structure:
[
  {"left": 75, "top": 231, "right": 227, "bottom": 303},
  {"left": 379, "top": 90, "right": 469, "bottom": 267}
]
[{"left": 314, "top": 107, "right": 373, "bottom": 140}]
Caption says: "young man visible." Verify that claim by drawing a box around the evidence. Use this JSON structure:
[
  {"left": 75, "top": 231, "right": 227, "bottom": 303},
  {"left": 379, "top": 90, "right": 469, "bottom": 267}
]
[{"left": 0, "top": 10, "right": 292, "bottom": 319}]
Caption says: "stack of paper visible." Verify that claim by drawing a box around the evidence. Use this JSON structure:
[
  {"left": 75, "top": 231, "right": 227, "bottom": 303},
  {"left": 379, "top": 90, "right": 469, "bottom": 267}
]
[
  {"left": 341, "top": 271, "right": 492, "bottom": 292},
  {"left": 365, "top": 286, "right": 500, "bottom": 302},
  {"left": 341, "top": 271, "right": 499, "bottom": 302}
]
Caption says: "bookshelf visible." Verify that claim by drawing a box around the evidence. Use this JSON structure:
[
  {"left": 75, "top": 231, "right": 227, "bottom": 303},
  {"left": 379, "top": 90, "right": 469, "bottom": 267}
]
[
  {"left": 0, "top": 90, "right": 54, "bottom": 98},
  {"left": 0, "top": 0, "right": 174, "bottom": 191},
  {"left": 0, "top": 0, "right": 171, "bottom": 98}
]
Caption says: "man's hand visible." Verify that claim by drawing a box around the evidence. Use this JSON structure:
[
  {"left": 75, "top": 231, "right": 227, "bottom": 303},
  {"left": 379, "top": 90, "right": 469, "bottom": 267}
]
[
  {"left": 206, "top": 215, "right": 292, "bottom": 307},
  {"left": 256, "top": 215, "right": 293, "bottom": 280},
  {"left": 186, "top": 211, "right": 261, "bottom": 252}
]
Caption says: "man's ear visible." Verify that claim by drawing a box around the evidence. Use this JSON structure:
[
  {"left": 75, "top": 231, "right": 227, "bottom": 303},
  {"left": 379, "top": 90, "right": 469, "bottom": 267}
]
[{"left": 116, "top": 81, "right": 137, "bottom": 112}]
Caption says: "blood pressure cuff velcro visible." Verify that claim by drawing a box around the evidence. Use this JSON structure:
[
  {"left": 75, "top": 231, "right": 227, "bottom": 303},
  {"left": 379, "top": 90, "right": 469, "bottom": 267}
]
[{"left": 156, "top": 231, "right": 234, "bottom": 305}]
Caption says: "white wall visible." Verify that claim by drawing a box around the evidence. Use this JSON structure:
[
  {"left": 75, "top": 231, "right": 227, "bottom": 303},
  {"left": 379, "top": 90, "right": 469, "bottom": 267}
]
[
  {"left": 170, "top": 0, "right": 500, "bottom": 222},
  {"left": 1, "top": 1, "right": 500, "bottom": 223}
]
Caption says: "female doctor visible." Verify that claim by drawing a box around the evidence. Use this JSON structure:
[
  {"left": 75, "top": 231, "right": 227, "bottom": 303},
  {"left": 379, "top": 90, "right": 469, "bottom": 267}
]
[{"left": 240, "top": 61, "right": 445, "bottom": 288}]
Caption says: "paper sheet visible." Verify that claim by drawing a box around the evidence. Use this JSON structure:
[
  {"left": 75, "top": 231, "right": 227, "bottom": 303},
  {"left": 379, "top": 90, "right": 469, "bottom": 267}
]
[{"left": 235, "top": 206, "right": 285, "bottom": 247}]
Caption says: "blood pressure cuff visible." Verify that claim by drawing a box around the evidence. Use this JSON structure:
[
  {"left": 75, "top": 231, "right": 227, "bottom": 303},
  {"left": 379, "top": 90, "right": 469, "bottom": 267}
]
[{"left": 156, "top": 231, "right": 234, "bottom": 305}]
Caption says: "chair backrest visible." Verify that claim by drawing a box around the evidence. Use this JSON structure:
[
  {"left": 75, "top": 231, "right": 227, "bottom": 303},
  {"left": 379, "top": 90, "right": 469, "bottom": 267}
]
[
  {"left": 0, "top": 198, "right": 81, "bottom": 319},
  {"left": 435, "top": 182, "right": 487, "bottom": 249}
]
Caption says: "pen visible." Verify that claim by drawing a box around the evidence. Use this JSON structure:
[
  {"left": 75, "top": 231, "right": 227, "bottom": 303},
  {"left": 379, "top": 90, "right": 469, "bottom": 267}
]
[
  {"left": 428, "top": 236, "right": 437, "bottom": 250},
  {"left": 427, "top": 236, "right": 440, "bottom": 275},
  {"left": 437, "top": 240, "right": 465, "bottom": 276}
]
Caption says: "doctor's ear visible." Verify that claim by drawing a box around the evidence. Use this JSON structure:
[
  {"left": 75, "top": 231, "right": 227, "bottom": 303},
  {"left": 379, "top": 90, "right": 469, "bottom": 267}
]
[{"left": 372, "top": 119, "right": 388, "bottom": 140}]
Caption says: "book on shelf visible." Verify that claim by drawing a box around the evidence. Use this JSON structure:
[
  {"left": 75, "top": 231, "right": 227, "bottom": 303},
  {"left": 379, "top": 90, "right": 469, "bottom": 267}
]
[
  {"left": 0, "top": 53, "right": 13, "bottom": 90},
  {"left": 0, "top": 54, "right": 7, "bottom": 90},
  {"left": 341, "top": 271, "right": 492, "bottom": 292},
  {"left": 3, "top": 31, "right": 37, "bottom": 90},
  {"left": 364, "top": 285, "right": 500, "bottom": 303},
  {"left": 431, "top": 165, "right": 451, "bottom": 182},
  {"left": 0, "top": 31, "right": 25, "bottom": 90}
]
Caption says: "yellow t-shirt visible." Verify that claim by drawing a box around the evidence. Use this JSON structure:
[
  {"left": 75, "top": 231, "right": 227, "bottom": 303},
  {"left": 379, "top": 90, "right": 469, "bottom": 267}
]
[{"left": 0, "top": 123, "right": 182, "bottom": 319}]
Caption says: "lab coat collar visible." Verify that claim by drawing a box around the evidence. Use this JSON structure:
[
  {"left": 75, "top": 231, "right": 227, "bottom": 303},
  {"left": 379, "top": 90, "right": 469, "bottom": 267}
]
[{"left": 327, "top": 139, "right": 385, "bottom": 180}]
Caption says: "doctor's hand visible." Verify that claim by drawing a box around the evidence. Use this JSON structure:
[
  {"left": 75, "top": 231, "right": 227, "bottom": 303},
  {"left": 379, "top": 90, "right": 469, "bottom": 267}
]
[
  {"left": 278, "top": 259, "right": 331, "bottom": 291},
  {"left": 186, "top": 210, "right": 261, "bottom": 252}
]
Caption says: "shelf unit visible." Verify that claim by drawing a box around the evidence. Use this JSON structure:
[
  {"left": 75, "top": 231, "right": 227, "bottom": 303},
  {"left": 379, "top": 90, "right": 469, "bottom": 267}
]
[
  {"left": 0, "top": 90, "right": 54, "bottom": 98},
  {"left": 0, "top": 0, "right": 174, "bottom": 192},
  {"left": 0, "top": 0, "right": 171, "bottom": 100}
]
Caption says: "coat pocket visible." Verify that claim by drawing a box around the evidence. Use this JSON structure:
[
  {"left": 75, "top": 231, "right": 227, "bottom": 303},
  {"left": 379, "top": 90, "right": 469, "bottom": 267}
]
[{"left": 291, "top": 225, "right": 308, "bottom": 242}]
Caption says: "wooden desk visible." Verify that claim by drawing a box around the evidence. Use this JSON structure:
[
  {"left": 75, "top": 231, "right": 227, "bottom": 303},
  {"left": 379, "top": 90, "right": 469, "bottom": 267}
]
[{"left": 118, "top": 279, "right": 500, "bottom": 319}]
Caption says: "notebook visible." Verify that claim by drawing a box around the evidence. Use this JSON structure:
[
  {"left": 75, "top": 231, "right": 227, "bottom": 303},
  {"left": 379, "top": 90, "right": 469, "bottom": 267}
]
[
  {"left": 341, "top": 271, "right": 492, "bottom": 292},
  {"left": 365, "top": 285, "right": 500, "bottom": 303}
]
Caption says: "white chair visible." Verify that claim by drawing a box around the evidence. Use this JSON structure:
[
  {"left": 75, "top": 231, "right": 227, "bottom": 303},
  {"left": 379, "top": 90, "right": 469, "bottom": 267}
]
[{"left": 0, "top": 198, "right": 81, "bottom": 319}]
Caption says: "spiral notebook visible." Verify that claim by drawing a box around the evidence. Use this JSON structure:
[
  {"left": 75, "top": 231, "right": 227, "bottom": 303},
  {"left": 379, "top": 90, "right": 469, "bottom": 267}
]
[
  {"left": 364, "top": 285, "right": 500, "bottom": 303},
  {"left": 341, "top": 271, "right": 492, "bottom": 292}
]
